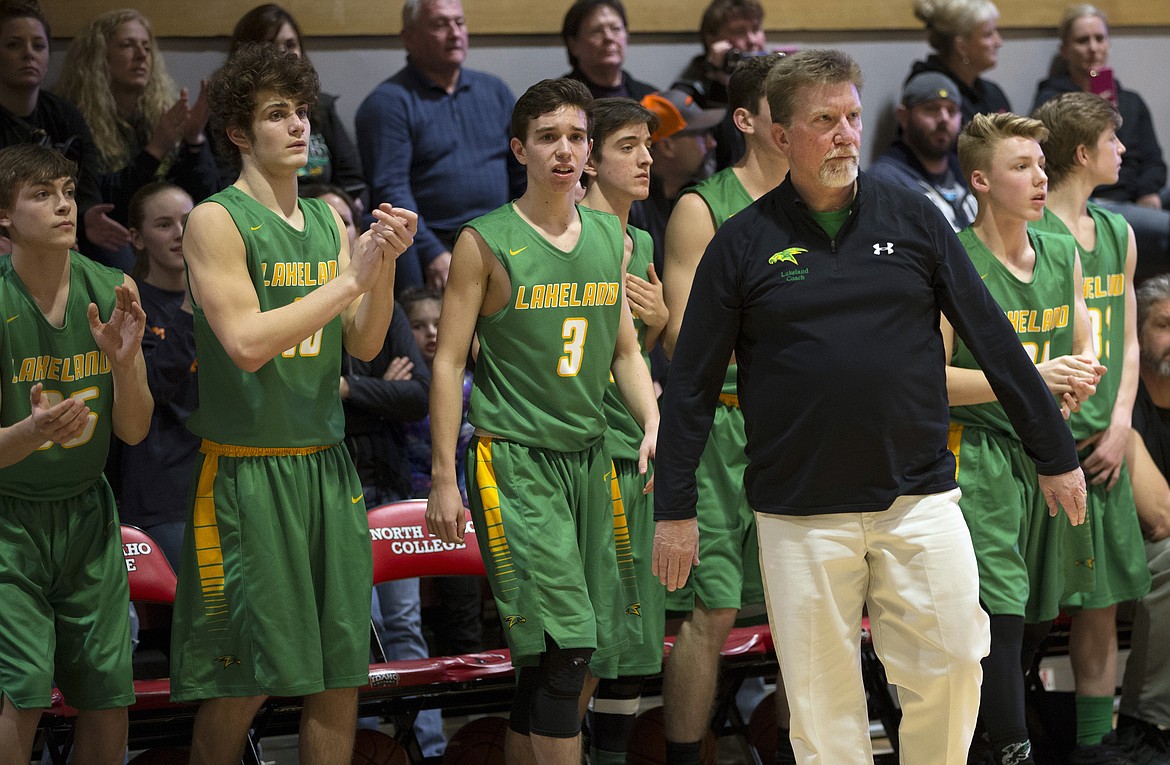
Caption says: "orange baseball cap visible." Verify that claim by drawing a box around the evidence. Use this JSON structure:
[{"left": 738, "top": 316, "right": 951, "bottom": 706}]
[{"left": 640, "top": 89, "right": 726, "bottom": 142}]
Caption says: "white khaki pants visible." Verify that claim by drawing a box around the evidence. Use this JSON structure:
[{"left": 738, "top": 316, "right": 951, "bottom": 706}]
[{"left": 755, "top": 489, "right": 990, "bottom": 765}]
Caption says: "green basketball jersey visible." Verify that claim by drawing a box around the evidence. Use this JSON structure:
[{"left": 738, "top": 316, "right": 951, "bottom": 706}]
[
  {"left": 0, "top": 252, "right": 120, "bottom": 500},
  {"left": 1030, "top": 204, "right": 1130, "bottom": 438},
  {"left": 466, "top": 203, "right": 625, "bottom": 452},
  {"left": 683, "top": 167, "right": 753, "bottom": 397},
  {"left": 950, "top": 227, "right": 1078, "bottom": 437},
  {"left": 186, "top": 186, "right": 345, "bottom": 447},
  {"left": 602, "top": 226, "right": 654, "bottom": 462},
  {"left": 684, "top": 167, "right": 754, "bottom": 229}
]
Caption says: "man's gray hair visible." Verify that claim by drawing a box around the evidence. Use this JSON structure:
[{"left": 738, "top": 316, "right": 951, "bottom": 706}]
[
  {"left": 766, "top": 49, "right": 863, "bottom": 128},
  {"left": 401, "top": 0, "right": 427, "bottom": 30},
  {"left": 1138, "top": 275, "right": 1170, "bottom": 334}
]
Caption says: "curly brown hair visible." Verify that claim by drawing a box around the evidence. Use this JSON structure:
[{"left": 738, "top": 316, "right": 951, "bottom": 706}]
[{"left": 207, "top": 42, "right": 319, "bottom": 169}]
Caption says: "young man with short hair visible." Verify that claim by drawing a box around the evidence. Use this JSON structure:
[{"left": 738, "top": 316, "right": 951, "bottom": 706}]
[
  {"left": 170, "top": 43, "right": 416, "bottom": 765},
  {"left": 425, "top": 78, "right": 659, "bottom": 765},
  {"left": 0, "top": 142, "right": 152, "bottom": 765},
  {"left": 580, "top": 96, "right": 664, "bottom": 765},
  {"left": 948, "top": 111, "right": 1102, "bottom": 765},
  {"left": 1032, "top": 91, "right": 1150, "bottom": 762},
  {"left": 659, "top": 53, "right": 795, "bottom": 765}
]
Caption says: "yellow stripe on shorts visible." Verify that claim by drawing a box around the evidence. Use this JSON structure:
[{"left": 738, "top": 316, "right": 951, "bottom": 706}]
[
  {"left": 608, "top": 461, "right": 637, "bottom": 589},
  {"left": 947, "top": 422, "right": 964, "bottom": 480},
  {"left": 476, "top": 439, "right": 519, "bottom": 598},
  {"left": 192, "top": 454, "right": 229, "bottom": 631}
]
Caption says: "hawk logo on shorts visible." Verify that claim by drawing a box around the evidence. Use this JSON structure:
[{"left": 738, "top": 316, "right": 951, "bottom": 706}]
[
  {"left": 625, "top": 603, "right": 641, "bottom": 616},
  {"left": 503, "top": 614, "right": 527, "bottom": 629},
  {"left": 769, "top": 247, "right": 806, "bottom": 265},
  {"left": 1001, "top": 741, "right": 1031, "bottom": 765},
  {"left": 1075, "top": 557, "right": 1096, "bottom": 569},
  {"left": 215, "top": 655, "right": 242, "bottom": 669}
]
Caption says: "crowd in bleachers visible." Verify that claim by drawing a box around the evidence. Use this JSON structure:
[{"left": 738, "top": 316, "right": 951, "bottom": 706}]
[{"left": 4, "top": 0, "right": 1170, "bottom": 762}]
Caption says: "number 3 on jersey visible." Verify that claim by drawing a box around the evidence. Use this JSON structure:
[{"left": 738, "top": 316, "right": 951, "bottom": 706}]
[{"left": 558, "top": 317, "right": 588, "bottom": 377}]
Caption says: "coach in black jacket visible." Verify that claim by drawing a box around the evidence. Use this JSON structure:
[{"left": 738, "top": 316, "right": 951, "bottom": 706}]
[{"left": 653, "top": 49, "right": 1089, "bottom": 765}]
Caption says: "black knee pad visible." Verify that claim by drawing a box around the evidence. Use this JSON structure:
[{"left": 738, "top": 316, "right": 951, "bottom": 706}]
[
  {"left": 529, "top": 646, "right": 594, "bottom": 738},
  {"left": 509, "top": 666, "right": 539, "bottom": 736}
]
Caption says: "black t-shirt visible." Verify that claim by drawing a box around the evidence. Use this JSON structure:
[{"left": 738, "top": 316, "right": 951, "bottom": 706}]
[
  {"left": 1134, "top": 380, "right": 1170, "bottom": 476},
  {"left": 0, "top": 91, "right": 102, "bottom": 214}
]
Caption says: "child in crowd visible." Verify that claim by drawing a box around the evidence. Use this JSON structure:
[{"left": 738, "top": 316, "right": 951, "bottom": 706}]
[
  {"left": 399, "top": 286, "right": 471, "bottom": 502},
  {"left": 117, "top": 181, "right": 198, "bottom": 570},
  {"left": 398, "top": 286, "right": 485, "bottom": 657}
]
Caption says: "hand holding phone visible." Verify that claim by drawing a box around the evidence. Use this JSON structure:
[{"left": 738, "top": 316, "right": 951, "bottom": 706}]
[{"left": 1089, "top": 67, "right": 1118, "bottom": 107}]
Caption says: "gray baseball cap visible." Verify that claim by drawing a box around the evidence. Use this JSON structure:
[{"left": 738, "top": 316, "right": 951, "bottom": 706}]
[{"left": 902, "top": 72, "right": 962, "bottom": 109}]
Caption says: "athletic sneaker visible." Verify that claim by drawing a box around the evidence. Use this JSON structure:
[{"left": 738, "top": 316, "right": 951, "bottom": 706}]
[
  {"left": 1117, "top": 715, "right": 1170, "bottom": 765},
  {"left": 1069, "top": 733, "right": 1141, "bottom": 765}
]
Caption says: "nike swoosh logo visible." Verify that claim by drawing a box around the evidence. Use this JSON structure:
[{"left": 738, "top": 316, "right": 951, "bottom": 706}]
[
  {"left": 250, "top": 224, "right": 263, "bottom": 231},
  {"left": 5, "top": 315, "right": 17, "bottom": 323},
  {"left": 509, "top": 246, "right": 528, "bottom": 256},
  {"left": 351, "top": 494, "right": 364, "bottom": 504},
  {"left": 979, "top": 273, "right": 989, "bottom": 280}
]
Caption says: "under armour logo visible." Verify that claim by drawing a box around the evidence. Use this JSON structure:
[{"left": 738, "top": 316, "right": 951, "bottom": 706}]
[{"left": 873, "top": 242, "right": 894, "bottom": 256}]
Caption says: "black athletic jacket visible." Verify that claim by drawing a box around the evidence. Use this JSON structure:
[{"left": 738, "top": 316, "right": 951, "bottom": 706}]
[{"left": 655, "top": 172, "right": 1080, "bottom": 518}]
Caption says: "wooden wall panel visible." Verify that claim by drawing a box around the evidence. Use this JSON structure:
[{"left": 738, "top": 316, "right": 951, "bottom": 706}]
[{"left": 51, "top": 0, "right": 1170, "bottom": 39}]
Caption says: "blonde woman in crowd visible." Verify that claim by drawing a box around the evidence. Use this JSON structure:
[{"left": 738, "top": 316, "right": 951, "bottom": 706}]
[
  {"left": 909, "top": 0, "right": 1010, "bottom": 125},
  {"left": 57, "top": 8, "right": 219, "bottom": 270}
]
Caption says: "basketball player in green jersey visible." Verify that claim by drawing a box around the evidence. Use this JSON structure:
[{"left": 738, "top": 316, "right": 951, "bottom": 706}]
[
  {"left": 579, "top": 97, "right": 666, "bottom": 765},
  {"left": 1032, "top": 92, "right": 1150, "bottom": 760},
  {"left": 425, "top": 79, "right": 659, "bottom": 765},
  {"left": 0, "top": 144, "right": 151, "bottom": 765},
  {"left": 946, "top": 112, "right": 1101, "bottom": 765},
  {"left": 171, "top": 44, "right": 416, "bottom": 765},
  {"left": 658, "top": 54, "right": 794, "bottom": 765}
]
